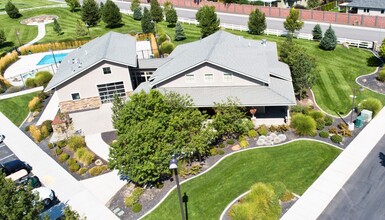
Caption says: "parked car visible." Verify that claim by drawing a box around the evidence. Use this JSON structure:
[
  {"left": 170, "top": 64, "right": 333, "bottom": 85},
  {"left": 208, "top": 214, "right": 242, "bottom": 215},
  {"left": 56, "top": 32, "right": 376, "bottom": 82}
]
[
  {"left": 40, "top": 202, "right": 66, "bottom": 220},
  {"left": 0, "top": 134, "right": 4, "bottom": 143},
  {"left": 17, "top": 175, "right": 42, "bottom": 189},
  {"left": 0, "top": 160, "right": 32, "bottom": 176},
  {"left": 33, "top": 187, "right": 55, "bottom": 207}
]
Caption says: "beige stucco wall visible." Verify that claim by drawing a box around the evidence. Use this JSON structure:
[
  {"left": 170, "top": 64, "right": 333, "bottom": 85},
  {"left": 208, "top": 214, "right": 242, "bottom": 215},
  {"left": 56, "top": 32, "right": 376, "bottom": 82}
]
[
  {"left": 159, "top": 64, "right": 264, "bottom": 88},
  {"left": 357, "top": 8, "right": 385, "bottom": 16},
  {"left": 56, "top": 61, "right": 133, "bottom": 102}
]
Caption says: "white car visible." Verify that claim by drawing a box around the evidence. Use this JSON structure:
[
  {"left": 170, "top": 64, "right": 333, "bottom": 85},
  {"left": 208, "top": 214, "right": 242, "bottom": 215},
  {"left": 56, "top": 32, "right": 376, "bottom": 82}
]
[{"left": 33, "top": 187, "right": 55, "bottom": 207}]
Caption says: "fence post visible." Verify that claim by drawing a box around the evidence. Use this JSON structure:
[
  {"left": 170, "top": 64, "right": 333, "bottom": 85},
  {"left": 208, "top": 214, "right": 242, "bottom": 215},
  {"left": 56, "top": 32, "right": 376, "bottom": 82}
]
[
  {"left": 311, "top": 10, "right": 313, "bottom": 20},
  {"left": 375, "top": 16, "right": 378, "bottom": 28},
  {"left": 335, "top": 11, "right": 338, "bottom": 23},
  {"left": 279, "top": 7, "right": 281, "bottom": 17},
  {"left": 242, "top": 4, "right": 244, "bottom": 14},
  {"left": 361, "top": 14, "right": 364, "bottom": 26},
  {"left": 322, "top": 11, "right": 325, "bottom": 22},
  {"left": 348, "top": 13, "right": 350, "bottom": 25}
]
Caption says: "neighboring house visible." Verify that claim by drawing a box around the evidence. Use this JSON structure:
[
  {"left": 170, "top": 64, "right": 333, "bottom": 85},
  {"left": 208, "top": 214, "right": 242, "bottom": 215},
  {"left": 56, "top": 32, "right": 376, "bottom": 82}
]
[
  {"left": 346, "top": 0, "right": 385, "bottom": 16},
  {"left": 135, "top": 31, "right": 296, "bottom": 123}
]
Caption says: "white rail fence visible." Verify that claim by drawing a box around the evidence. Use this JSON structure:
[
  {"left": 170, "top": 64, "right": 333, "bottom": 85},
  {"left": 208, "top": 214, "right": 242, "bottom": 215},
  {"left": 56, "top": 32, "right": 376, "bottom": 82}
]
[{"left": 178, "top": 17, "right": 373, "bottom": 49}]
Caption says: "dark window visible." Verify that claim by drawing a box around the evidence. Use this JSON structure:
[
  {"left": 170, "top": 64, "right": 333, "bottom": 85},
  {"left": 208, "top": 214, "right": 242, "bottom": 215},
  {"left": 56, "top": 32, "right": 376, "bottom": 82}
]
[
  {"left": 97, "top": 81, "right": 125, "bottom": 103},
  {"left": 71, "top": 93, "right": 80, "bottom": 100},
  {"left": 381, "top": 10, "right": 384, "bottom": 14},
  {"left": 103, "top": 67, "right": 111, "bottom": 74}
]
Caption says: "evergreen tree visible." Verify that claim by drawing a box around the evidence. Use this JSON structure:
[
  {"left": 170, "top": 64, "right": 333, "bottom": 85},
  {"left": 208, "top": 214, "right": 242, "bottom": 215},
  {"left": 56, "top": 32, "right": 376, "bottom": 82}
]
[
  {"left": 284, "top": 8, "right": 304, "bottom": 37},
  {"left": 53, "top": 19, "right": 62, "bottom": 35},
  {"left": 130, "top": 0, "right": 141, "bottom": 12},
  {"left": 319, "top": 25, "right": 337, "bottom": 50},
  {"left": 166, "top": 7, "right": 177, "bottom": 27},
  {"left": 312, "top": 24, "right": 322, "bottom": 40},
  {"left": 248, "top": 8, "right": 266, "bottom": 35},
  {"left": 99, "top": 2, "right": 104, "bottom": 12},
  {"left": 174, "top": 22, "right": 186, "bottom": 41},
  {"left": 0, "top": 30, "right": 6, "bottom": 45},
  {"left": 65, "top": 0, "right": 80, "bottom": 12},
  {"left": 133, "top": 7, "right": 143, "bottom": 20},
  {"left": 163, "top": 1, "right": 173, "bottom": 15},
  {"left": 5, "top": 1, "right": 20, "bottom": 18},
  {"left": 378, "top": 38, "right": 385, "bottom": 59},
  {"left": 102, "top": 0, "right": 122, "bottom": 28},
  {"left": 75, "top": 20, "right": 88, "bottom": 36},
  {"left": 81, "top": 0, "right": 101, "bottom": 27},
  {"left": 141, "top": 7, "right": 154, "bottom": 34},
  {"left": 196, "top": 6, "right": 220, "bottom": 38},
  {"left": 150, "top": 0, "right": 163, "bottom": 22}
]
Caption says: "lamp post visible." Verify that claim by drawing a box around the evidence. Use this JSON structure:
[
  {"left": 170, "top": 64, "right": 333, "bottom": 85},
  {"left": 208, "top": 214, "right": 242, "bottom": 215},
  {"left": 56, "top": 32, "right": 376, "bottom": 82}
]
[
  {"left": 169, "top": 156, "right": 186, "bottom": 220},
  {"left": 16, "top": 30, "right": 21, "bottom": 46},
  {"left": 49, "top": 48, "right": 58, "bottom": 68},
  {"left": 349, "top": 85, "right": 364, "bottom": 130}
]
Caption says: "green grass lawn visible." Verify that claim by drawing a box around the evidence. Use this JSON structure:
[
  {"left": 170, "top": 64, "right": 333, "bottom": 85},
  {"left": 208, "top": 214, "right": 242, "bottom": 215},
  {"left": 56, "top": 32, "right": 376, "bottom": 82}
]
[
  {"left": 0, "top": 0, "right": 60, "bottom": 11},
  {"left": 0, "top": 92, "right": 37, "bottom": 126},
  {"left": 144, "top": 140, "right": 341, "bottom": 220}
]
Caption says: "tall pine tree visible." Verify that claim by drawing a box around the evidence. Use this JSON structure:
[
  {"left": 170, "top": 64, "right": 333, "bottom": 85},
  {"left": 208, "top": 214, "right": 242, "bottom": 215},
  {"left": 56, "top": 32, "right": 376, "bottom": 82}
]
[
  {"left": 130, "top": 0, "right": 141, "bottom": 12},
  {"left": 81, "top": 0, "right": 100, "bottom": 27},
  {"left": 174, "top": 22, "right": 186, "bottom": 41},
  {"left": 284, "top": 8, "right": 304, "bottom": 38},
  {"left": 133, "top": 7, "right": 143, "bottom": 20},
  {"left": 150, "top": 0, "right": 163, "bottom": 22},
  {"left": 141, "top": 7, "right": 154, "bottom": 34},
  {"left": 166, "top": 7, "right": 177, "bottom": 27},
  {"left": 196, "top": 6, "right": 220, "bottom": 38},
  {"left": 102, "top": 0, "right": 122, "bottom": 28},
  {"left": 319, "top": 25, "right": 337, "bottom": 50},
  {"left": 5, "top": 1, "right": 20, "bottom": 18}
]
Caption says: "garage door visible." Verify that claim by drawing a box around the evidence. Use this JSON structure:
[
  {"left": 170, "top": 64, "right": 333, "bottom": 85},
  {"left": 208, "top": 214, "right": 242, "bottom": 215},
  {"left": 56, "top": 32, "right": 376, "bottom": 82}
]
[{"left": 97, "top": 81, "right": 125, "bottom": 103}]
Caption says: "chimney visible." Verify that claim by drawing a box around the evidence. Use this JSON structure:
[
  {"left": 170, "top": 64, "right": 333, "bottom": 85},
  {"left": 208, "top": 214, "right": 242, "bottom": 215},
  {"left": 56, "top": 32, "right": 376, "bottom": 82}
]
[{"left": 261, "top": 39, "right": 267, "bottom": 46}]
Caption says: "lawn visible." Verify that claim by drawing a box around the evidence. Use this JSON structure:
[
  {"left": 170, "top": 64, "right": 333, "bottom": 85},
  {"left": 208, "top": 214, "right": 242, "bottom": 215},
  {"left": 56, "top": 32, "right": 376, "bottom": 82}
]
[
  {"left": 0, "top": 92, "right": 37, "bottom": 126},
  {"left": 0, "top": 0, "right": 61, "bottom": 11},
  {"left": 144, "top": 140, "right": 341, "bottom": 220}
]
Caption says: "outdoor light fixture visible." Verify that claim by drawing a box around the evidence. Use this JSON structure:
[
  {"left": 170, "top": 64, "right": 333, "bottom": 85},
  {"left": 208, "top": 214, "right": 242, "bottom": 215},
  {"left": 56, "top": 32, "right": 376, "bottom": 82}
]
[{"left": 169, "top": 156, "right": 186, "bottom": 220}]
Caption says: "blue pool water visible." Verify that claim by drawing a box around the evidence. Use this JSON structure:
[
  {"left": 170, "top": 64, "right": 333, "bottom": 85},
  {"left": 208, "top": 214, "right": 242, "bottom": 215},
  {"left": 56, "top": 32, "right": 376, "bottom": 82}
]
[{"left": 37, "top": 53, "right": 68, "bottom": 65}]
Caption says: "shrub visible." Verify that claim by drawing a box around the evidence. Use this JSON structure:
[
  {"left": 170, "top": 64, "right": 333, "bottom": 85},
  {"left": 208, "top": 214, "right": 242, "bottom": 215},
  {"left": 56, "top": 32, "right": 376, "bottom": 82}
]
[
  {"left": 217, "top": 149, "right": 225, "bottom": 155},
  {"left": 0, "top": 51, "right": 18, "bottom": 74},
  {"left": 55, "top": 148, "right": 63, "bottom": 155},
  {"left": 218, "top": 143, "right": 225, "bottom": 148},
  {"left": 239, "top": 140, "right": 249, "bottom": 148},
  {"left": 210, "top": 148, "right": 218, "bottom": 156},
  {"left": 329, "top": 126, "right": 338, "bottom": 134},
  {"left": 40, "top": 125, "right": 50, "bottom": 139},
  {"left": 89, "top": 165, "right": 108, "bottom": 176},
  {"left": 157, "top": 34, "right": 168, "bottom": 45},
  {"left": 24, "top": 125, "right": 30, "bottom": 132},
  {"left": 34, "top": 71, "right": 53, "bottom": 87},
  {"left": 25, "top": 78, "right": 37, "bottom": 88},
  {"left": 56, "top": 140, "right": 67, "bottom": 148},
  {"left": 133, "top": 7, "right": 143, "bottom": 20},
  {"left": 238, "top": 135, "right": 247, "bottom": 142},
  {"left": 75, "top": 148, "right": 95, "bottom": 166},
  {"left": 77, "top": 167, "right": 87, "bottom": 175},
  {"left": 359, "top": 98, "right": 383, "bottom": 117},
  {"left": 324, "top": 115, "right": 334, "bottom": 126},
  {"left": 315, "top": 118, "right": 325, "bottom": 130},
  {"left": 312, "top": 24, "right": 322, "bottom": 40},
  {"left": 268, "top": 125, "right": 277, "bottom": 132},
  {"left": 5, "top": 1, "right": 20, "bottom": 18},
  {"left": 69, "top": 163, "right": 80, "bottom": 172},
  {"left": 42, "top": 120, "right": 53, "bottom": 132},
  {"left": 331, "top": 134, "right": 343, "bottom": 143},
  {"left": 338, "top": 122, "right": 348, "bottom": 130},
  {"left": 68, "top": 135, "right": 86, "bottom": 151},
  {"left": 248, "top": 129, "right": 257, "bottom": 138},
  {"left": 48, "top": 143, "right": 54, "bottom": 149},
  {"left": 276, "top": 124, "right": 289, "bottom": 133},
  {"left": 319, "top": 25, "right": 337, "bottom": 50},
  {"left": 319, "top": 130, "right": 329, "bottom": 138},
  {"left": 309, "top": 110, "right": 324, "bottom": 120},
  {"left": 378, "top": 68, "right": 385, "bottom": 82},
  {"left": 125, "top": 196, "right": 137, "bottom": 207},
  {"left": 38, "top": 92, "right": 49, "bottom": 100},
  {"left": 29, "top": 125, "right": 42, "bottom": 143},
  {"left": 290, "top": 114, "right": 317, "bottom": 136},
  {"left": 226, "top": 139, "right": 235, "bottom": 145},
  {"left": 58, "top": 153, "right": 70, "bottom": 162},
  {"left": 270, "top": 182, "right": 287, "bottom": 199},
  {"left": 281, "top": 191, "right": 294, "bottom": 202},
  {"left": 340, "top": 128, "right": 352, "bottom": 137},
  {"left": 290, "top": 105, "right": 306, "bottom": 113},
  {"left": 132, "top": 187, "right": 145, "bottom": 197},
  {"left": 159, "top": 41, "right": 175, "bottom": 54},
  {"left": 257, "top": 125, "right": 268, "bottom": 136},
  {"left": 66, "top": 158, "right": 77, "bottom": 166},
  {"left": 132, "top": 203, "right": 142, "bottom": 213},
  {"left": 28, "top": 97, "right": 42, "bottom": 112}
]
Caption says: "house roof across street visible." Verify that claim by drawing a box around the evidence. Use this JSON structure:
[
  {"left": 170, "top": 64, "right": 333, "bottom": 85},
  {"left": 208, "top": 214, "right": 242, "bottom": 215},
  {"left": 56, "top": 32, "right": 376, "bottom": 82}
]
[{"left": 346, "top": 0, "right": 385, "bottom": 9}]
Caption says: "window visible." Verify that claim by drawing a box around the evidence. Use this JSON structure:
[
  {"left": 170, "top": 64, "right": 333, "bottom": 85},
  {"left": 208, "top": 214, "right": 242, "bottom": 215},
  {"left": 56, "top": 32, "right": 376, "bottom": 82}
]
[
  {"left": 97, "top": 81, "right": 126, "bottom": 103},
  {"left": 363, "top": 8, "right": 370, "bottom": 13},
  {"left": 141, "top": 71, "right": 153, "bottom": 82},
  {"left": 204, "top": 73, "right": 214, "bottom": 82},
  {"left": 103, "top": 67, "right": 111, "bottom": 74},
  {"left": 186, "top": 73, "right": 194, "bottom": 82},
  {"left": 71, "top": 93, "right": 80, "bottom": 100},
  {"left": 381, "top": 10, "right": 384, "bottom": 14},
  {"left": 223, "top": 73, "right": 232, "bottom": 82}
]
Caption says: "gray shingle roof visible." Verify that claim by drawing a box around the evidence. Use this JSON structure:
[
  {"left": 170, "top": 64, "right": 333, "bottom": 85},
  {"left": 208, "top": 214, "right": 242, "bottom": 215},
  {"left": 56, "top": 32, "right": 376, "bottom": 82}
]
[
  {"left": 346, "top": 0, "right": 385, "bottom": 9},
  {"left": 137, "top": 57, "right": 172, "bottom": 69},
  {"left": 45, "top": 32, "right": 137, "bottom": 91},
  {"left": 149, "top": 30, "right": 291, "bottom": 86}
]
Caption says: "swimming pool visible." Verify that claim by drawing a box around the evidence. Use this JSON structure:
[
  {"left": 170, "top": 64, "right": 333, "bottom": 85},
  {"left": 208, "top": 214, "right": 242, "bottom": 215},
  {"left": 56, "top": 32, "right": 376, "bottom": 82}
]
[{"left": 37, "top": 53, "right": 68, "bottom": 65}]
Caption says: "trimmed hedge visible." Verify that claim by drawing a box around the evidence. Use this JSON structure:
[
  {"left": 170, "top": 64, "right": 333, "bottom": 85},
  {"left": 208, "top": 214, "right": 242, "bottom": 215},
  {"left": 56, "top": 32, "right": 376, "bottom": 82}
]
[
  {"left": 89, "top": 165, "right": 108, "bottom": 176},
  {"left": 378, "top": 68, "right": 385, "bottom": 82},
  {"left": 319, "top": 130, "right": 329, "bottom": 138},
  {"left": 69, "top": 163, "right": 80, "bottom": 172},
  {"left": 77, "top": 167, "right": 88, "bottom": 175},
  {"left": 132, "top": 203, "right": 142, "bottom": 213},
  {"left": 331, "top": 134, "right": 343, "bottom": 143},
  {"left": 58, "top": 153, "right": 69, "bottom": 162}
]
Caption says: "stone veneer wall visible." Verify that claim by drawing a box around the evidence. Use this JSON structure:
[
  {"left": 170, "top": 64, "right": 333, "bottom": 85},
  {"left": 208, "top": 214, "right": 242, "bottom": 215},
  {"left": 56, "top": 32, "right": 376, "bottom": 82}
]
[{"left": 59, "top": 96, "right": 102, "bottom": 113}]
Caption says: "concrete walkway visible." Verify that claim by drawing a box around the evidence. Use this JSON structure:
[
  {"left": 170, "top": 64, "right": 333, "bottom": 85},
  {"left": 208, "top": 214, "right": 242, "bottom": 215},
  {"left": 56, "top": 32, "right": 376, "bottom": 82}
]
[
  {"left": 36, "top": 91, "right": 59, "bottom": 126},
  {"left": 281, "top": 107, "right": 385, "bottom": 220},
  {"left": 0, "top": 113, "right": 118, "bottom": 220},
  {"left": 0, "top": 86, "right": 43, "bottom": 100},
  {"left": 23, "top": 23, "right": 46, "bottom": 47},
  {"left": 85, "top": 133, "right": 111, "bottom": 161}
]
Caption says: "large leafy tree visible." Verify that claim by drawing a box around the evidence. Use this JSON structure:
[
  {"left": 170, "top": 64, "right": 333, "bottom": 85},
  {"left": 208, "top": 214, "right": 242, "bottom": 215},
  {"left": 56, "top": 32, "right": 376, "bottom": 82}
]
[
  {"left": 312, "top": 24, "right": 322, "bottom": 40},
  {"left": 102, "top": 0, "right": 122, "bottom": 28},
  {"left": 0, "top": 172, "right": 43, "bottom": 219},
  {"left": 109, "top": 90, "right": 207, "bottom": 185},
  {"left": 248, "top": 8, "right": 266, "bottom": 35},
  {"left": 166, "top": 7, "right": 177, "bottom": 27},
  {"left": 130, "top": 0, "right": 141, "bottom": 12},
  {"left": 53, "top": 19, "right": 62, "bottom": 35},
  {"left": 65, "top": 0, "right": 80, "bottom": 12},
  {"left": 174, "top": 22, "right": 186, "bottom": 41},
  {"left": 141, "top": 7, "right": 154, "bottom": 34},
  {"left": 81, "top": 0, "right": 101, "bottom": 27},
  {"left": 5, "top": 1, "right": 20, "bottom": 18},
  {"left": 319, "top": 25, "right": 337, "bottom": 50},
  {"left": 150, "top": 0, "right": 163, "bottom": 23},
  {"left": 196, "top": 6, "right": 220, "bottom": 38},
  {"left": 284, "top": 8, "right": 304, "bottom": 37}
]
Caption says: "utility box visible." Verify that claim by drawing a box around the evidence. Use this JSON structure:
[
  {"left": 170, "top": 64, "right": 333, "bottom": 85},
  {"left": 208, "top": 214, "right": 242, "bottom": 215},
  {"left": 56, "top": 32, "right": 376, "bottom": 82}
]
[
  {"left": 361, "top": 109, "right": 373, "bottom": 122},
  {"left": 355, "top": 115, "right": 364, "bottom": 128}
]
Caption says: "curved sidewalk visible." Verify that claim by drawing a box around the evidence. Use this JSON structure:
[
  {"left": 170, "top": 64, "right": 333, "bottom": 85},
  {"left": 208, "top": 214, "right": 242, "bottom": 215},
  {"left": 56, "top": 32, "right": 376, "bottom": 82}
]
[{"left": 281, "top": 107, "right": 385, "bottom": 220}]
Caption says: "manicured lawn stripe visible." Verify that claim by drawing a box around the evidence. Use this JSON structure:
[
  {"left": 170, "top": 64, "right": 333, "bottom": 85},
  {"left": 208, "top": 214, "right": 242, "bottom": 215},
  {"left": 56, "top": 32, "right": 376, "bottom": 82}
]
[
  {"left": 144, "top": 141, "right": 341, "bottom": 220},
  {"left": 0, "top": 92, "right": 37, "bottom": 126},
  {"left": 0, "top": 0, "right": 60, "bottom": 11}
]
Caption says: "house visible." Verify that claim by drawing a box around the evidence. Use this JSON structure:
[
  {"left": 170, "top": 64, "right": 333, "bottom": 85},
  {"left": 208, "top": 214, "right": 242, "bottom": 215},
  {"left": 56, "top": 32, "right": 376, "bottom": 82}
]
[
  {"left": 345, "top": 0, "right": 385, "bottom": 16},
  {"left": 46, "top": 31, "right": 295, "bottom": 134}
]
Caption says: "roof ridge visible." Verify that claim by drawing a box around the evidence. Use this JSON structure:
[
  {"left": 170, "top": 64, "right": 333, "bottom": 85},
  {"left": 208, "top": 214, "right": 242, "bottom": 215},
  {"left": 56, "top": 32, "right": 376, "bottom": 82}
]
[
  {"left": 267, "top": 85, "right": 294, "bottom": 104},
  {"left": 207, "top": 31, "right": 223, "bottom": 60},
  {"left": 102, "top": 32, "right": 113, "bottom": 58}
]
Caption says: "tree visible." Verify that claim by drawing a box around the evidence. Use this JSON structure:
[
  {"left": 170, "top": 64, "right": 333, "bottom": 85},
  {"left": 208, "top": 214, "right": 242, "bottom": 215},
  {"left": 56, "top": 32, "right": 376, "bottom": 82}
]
[
  {"left": 141, "top": 7, "right": 154, "bottom": 34},
  {"left": 5, "top": 1, "right": 20, "bottom": 18},
  {"left": 53, "top": 19, "right": 62, "bottom": 36},
  {"left": 81, "top": 0, "right": 100, "bottom": 27},
  {"left": 0, "top": 30, "right": 6, "bottom": 46},
  {"left": 130, "top": 0, "right": 141, "bottom": 12},
  {"left": 63, "top": 206, "right": 86, "bottom": 220},
  {"left": 319, "top": 25, "right": 337, "bottom": 50},
  {"left": 196, "top": 6, "right": 220, "bottom": 38},
  {"left": 0, "top": 172, "right": 43, "bottom": 219},
  {"left": 174, "top": 22, "right": 186, "bottom": 41},
  {"left": 163, "top": 1, "right": 173, "bottom": 15},
  {"left": 307, "top": 0, "right": 322, "bottom": 9},
  {"left": 165, "top": 7, "right": 177, "bottom": 27},
  {"left": 379, "top": 38, "right": 385, "bottom": 59},
  {"left": 111, "top": 93, "right": 125, "bottom": 128},
  {"left": 284, "top": 8, "right": 304, "bottom": 37},
  {"left": 65, "top": 0, "right": 80, "bottom": 12},
  {"left": 133, "top": 7, "right": 143, "bottom": 20},
  {"left": 150, "top": 0, "right": 163, "bottom": 23},
  {"left": 99, "top": 2, "right": 104, "bottom": 12},
  {"left": 102, "top": 0, "right": 122, "bottom": 28},
  {"left": 248, "top": 8, "right": 266, "bottom": 35},
  {"left": 75, "top": 20, "right": 88, "bottom": 36},
  {"left": 109, "top": 90, "right": 207, "bottom": 185},
  {"left": 312, "top": 24, "right": 322, "bottom": 40}
]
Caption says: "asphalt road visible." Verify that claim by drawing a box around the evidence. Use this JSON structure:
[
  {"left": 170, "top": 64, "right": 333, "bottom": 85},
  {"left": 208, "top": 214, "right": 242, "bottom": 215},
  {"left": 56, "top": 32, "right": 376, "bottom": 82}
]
[{"left": 318, "top": 134, "right": 385, "bottom": 220}]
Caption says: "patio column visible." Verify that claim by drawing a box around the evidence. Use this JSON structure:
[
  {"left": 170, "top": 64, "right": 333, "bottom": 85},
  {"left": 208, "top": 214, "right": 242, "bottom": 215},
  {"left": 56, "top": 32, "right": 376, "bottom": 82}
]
[{"left": 286, "top": 106, "right": 290, "bottom": 124}]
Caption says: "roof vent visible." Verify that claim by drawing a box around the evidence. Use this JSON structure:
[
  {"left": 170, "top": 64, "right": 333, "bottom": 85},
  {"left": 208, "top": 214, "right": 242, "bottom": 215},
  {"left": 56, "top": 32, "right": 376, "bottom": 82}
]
[
  {"left": 248, "top": 42, "right": 251, "bottom": 47},
  {"left": 85, "top": 50, "right": 88, "bottom": 55},
  {"left": 261, "top": 39, "right": 267, "bottom": 46}
]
